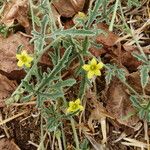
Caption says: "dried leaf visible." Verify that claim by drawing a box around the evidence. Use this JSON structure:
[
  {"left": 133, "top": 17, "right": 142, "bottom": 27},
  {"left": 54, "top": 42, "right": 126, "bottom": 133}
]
[
  {"left": 0, "top": 74, "right": 17, "bottom": 107},
  {"left": 86, "top": 90, "right": 114, "bottom": 143},
  {"left": 96, "top": 23, "right": 119, "bottom": 47},
  {"left": 127, "top": 71, "right": 150, "bottom": 95},
  {"left": 0, "top": 32, "right": 33, "bottom": 74},
  {"left": 0, "top": 138, "right": 20, "bottom": 150},
  {"left": 52, "top": 0, "right": 85, "bottom": 18},
  {"left": 105, "top": 78, "right": 139, "bottom": 128},
  {"left": 1, "top": 0, "right": 29, "bottom": 28}
]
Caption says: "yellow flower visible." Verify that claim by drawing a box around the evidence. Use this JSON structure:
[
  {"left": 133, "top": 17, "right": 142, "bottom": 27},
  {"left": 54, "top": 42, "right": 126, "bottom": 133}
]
[
  {"left": 74, "top": 12, "right": 87, "bottom": 20},
  {"left": 82, "top": 58, "right": 104, "bottom": 79},
  {"left": 16, "top": 50, "right": 33, "bottom": 68},
  {"left": 67, "top": 99, "right": 84, "bottom": 113}
]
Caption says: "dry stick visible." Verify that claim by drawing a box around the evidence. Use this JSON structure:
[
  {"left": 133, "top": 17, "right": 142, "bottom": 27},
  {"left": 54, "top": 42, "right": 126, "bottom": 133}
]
[
  {"left": 144, "top": 120, "right": 150, "bottom": 150},
  {"left": 0, "top": 111, "right": 10, "bottom": 138},
  {"left": 119, "top": 1, "right": 147, "bottom": 60},
  {"left": 28, "top": 141, "right": 38, "bottom": 148},
  {"left": 0, "top": 111, "right": 27, "bottom": 126}
]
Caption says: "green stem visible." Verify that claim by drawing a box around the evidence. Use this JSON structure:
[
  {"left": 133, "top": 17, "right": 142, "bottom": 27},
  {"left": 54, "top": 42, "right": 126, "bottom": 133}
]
[
  {"left": 46, "top": 0, "right": 57, "bottom": 32},
  {"left": 70, "top": 117, "right": 80, "bottom": 150},
  {"left": 29, "top": 0, "right": 35, "bottom": 31},
  {"left": 56, "top": 130, "right": 63, "bottom": 150},
  {"left": 61, "top": 124, "right": 67, "bottom": 150},
  {"left": 109, "top": 0, "right": 119, "bottom": 31}
]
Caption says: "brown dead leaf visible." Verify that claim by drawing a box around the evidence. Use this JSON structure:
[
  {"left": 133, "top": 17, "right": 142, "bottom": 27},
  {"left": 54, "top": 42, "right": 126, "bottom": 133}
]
[
  {"left": 86, "top": 90, "right": 114, "bottom": 143},
  {"left": 127, "top": 71, "right": 150, "bottom": 95},
  {"left": 52, "top": 0, "right": 85, "bottom": 18},
  {"left": 86, "top": 90, "right": 113, "bottom": 130},
  {"left": 96, "top": 23, "right": 119, "bottom": 47},
  {"left": 1, "top": 0, "right": 29, "bottom": 28},
  {"left": 0, "top": 138, "right": 20, "bottom": 150},
  {"left": 0, "top": 32, "right": 33, "bottom": 75},
  {"left": 87, "top": 23, "right": 119, "bottom": 58},
  {"left": 105, "top": 78, "right": 139, "bottom": 128},
  {"left": 0, "top": 74, "right": 17, "bottom": 107},
  {"left": 87, "top": 91, "right": 114, "bottom": 121}
]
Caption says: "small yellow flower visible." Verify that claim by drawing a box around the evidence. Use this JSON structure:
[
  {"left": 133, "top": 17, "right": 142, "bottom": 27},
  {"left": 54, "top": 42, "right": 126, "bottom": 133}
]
[
  {"left": 74, "top": 12, "right": 87, "bottom": 20},
  {"left": 16, "top": 50, "right": 33, "bottom": 68},
  {"left": 82, "top": 58, "right": 104, "bottom": 79},
  {"left": 67, "top": 99, "right": 84, "bottom": 113}
]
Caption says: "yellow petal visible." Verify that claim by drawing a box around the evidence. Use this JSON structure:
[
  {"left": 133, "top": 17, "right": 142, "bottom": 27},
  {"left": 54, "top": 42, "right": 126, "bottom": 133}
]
[
  {"left": 87, "top": 71, "right": 94, "bottom": 79},
  {"left": 75, "top": 99, "right": 81, "bottom": 105},
  {"left": 25, "top": 62, "right": 31, "bottom": 68},
  {"left": 94, "top": 70, "right": 101, "bottom": 76},
  {"left": 16, "top": 54, "right": 21, "bottom": 60},
  {"left": 79, "top": 105, "right": 84, "bottom": 111},
  {"left": 97, "top": 62, "right": 104, "bottom": 69},
  {"left": 22, "top": 50, "right": 28, "bottom": 56},
  {"left": 90, "top": 58, "right": 97, "bottom": 66},
  {"left": 82, "top": 64, "right": 90, "bottom": 71},
  {"left": 66, "top": 108, "right": 71, "bottom": 113},
  {"left": 69, "top": 101, "right": 74, "bottom": 107},
  {"left": 78, "top": 12, "right": 86, "bottom": 19},
  {"left": 17, "top": 60, "right": 24, "bottom": 67},
  {"left": 27, "top": 56, "right": 33, "bottom": 62}
]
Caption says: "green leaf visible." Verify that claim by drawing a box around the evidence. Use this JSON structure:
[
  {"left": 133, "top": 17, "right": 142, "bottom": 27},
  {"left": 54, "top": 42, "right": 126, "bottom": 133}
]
[
  {"left": 130, "top": 95, "right": 142, "bottom": 109},
  {"left": 78, "top": 73, "right": 87, "bottom": 99},
  {"left": 127, "top": 0, "right": 141, "bottom": 7},
  {"left": 147, "top": 112, "right": 150, "bottom": 122},
  {"left": 37, "top": 46, "right": 72, "bottom": 91},
  {"left": 139, "top": 65, "right": 150, "bottom": 88},
  {"left": 80, "top": 139, "right": 90, "bottom": 150},
  {"left": 105, "top": 69, "right": 115, "bottom": 85},
  {"left": 22, "top": 81, "right": 34, "bottom": 92},
  {"left": 138, "top": 109, "right": 145, "bottom": 119},
  {"left": 86, "top": 0, "right": 103, "bottom": 28},
  {"left": 116, "top": 69, "right": 126, "bottom": 82},
  {"left": 39, "top": 91, "right": 63, "bottom": 100},
  {"left": 132, "top": 52, "right": 147, "bottom": 63},
  {"left": 47, "top": 117, "right": 61, "bottom": 132},
  {"left": 50, "top": 28, "right": 97, "bottom": 37},
  {"left": 82, "top": 36, "right": 90, "bottom": 54},
  {"left": 51, "top": 79, "right": 76, "bottom": 89}
]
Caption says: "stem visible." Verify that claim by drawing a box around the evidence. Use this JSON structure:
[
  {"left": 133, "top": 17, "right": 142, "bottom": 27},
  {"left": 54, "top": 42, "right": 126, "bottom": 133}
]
[
  {"left": 70, "top": 117, "right": 80, "bottom": 150},
  {"left": 46, "top": 0, "right": 57, "bottom": 32},
  {"left": 109, "top": 0, "right": 119, "bottom": 31},
  {"left": 29, "top": 0, "right": 35, "bottom": 31},
  {"left": 40, "top": 115, "right": 45, "bottom": 150},
  {"left": 61, "top": 124, "right": 67, "bottom": 150},
  {"left": 57, "top": 136, "right": 63, "bottom": 150}
]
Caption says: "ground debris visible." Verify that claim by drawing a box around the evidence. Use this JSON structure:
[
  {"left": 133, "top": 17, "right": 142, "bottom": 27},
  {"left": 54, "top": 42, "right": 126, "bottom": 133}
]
[
  {"left": 1, "top": 0, "right": 29, "bottom": 28},
  {"left": 0, "top": 138, "right": 20, "bottom": 150},
  {"left": 0, "top": 73, "right": 17, "bottom": 107},
  {"left": 105, "top": 78, "right": 140, "bottom": 129},
  {"left": 52, "top": 0, "right": 85, "bottom": 18}
]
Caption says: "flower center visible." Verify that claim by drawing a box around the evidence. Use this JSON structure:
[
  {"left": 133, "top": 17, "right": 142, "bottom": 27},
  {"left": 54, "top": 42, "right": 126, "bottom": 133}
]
[
  {"left": 90, "top": 65, "right": 96, "bottom": 71},
  {"left": 21, "top": 55, "right": 27, "bottom": 62},
  {"left": 72, "top": 103, "right": 78, "bottom": 110}
]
